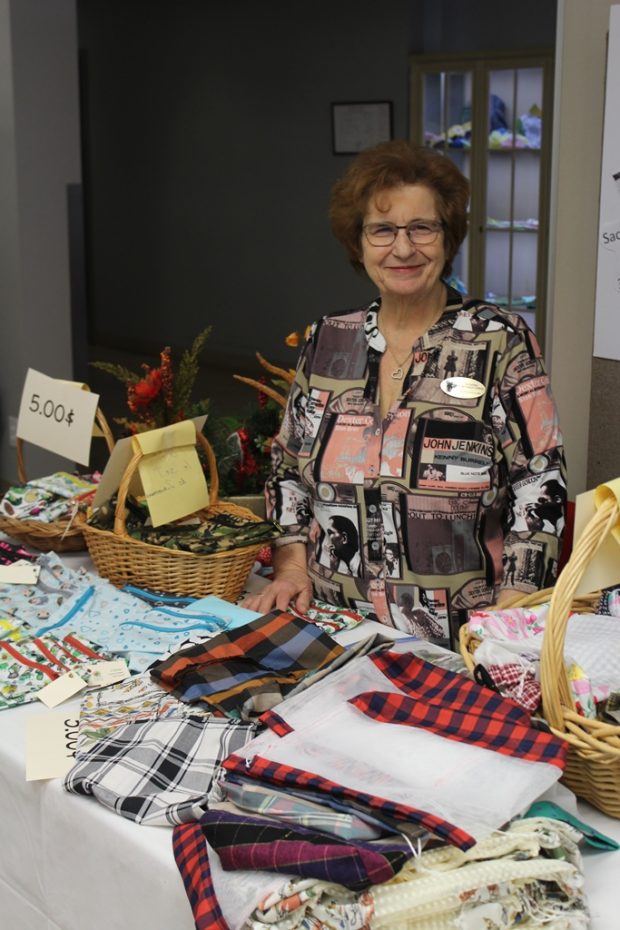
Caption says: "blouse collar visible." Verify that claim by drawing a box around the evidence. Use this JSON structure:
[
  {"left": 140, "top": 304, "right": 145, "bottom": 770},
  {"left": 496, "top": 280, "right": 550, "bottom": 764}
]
[{"left": 362, "top": 285, "right": 464, "bottom": 353}]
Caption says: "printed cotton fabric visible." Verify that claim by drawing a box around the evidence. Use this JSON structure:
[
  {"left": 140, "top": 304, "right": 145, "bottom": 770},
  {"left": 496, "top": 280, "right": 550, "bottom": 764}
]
[
  {"left": 88, "top": 501, "right": 283, "bottom": 553},
  {"left": 76, "top": 669, "right": 214, "bottom": 753},
  {"left": 0, "top": 631, "right": 108, "bottom": 710},
  {"left": 267, "top": 290, "right": 567, "bottom": 645},
  {"left": 0, "top": 550, "right": 210, "bottom": 675},
  {"left": 0, "top": 539, "right": 37, "bottom": 564}
]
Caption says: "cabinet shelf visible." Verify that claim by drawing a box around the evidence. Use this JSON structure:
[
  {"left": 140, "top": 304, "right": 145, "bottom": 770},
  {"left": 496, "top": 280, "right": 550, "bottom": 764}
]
[
  {"left": 410, "top": 50, "right": 553, "bottom": 342},
  {"left": 485, "top": 225, "right": 539, "bottom": 234}
]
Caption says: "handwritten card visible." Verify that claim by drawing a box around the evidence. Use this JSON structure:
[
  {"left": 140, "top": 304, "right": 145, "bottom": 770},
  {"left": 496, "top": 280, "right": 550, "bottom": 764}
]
[
  {"left": 135, "top": 420, "right": 209, "bottom": 527},
  {"left": 92, "top": 415, "right": 207, "bottom": 511},
  {"left": 25, "top": 712, "right": 81, "bottom": 781},
  {"left": 17, "top": 369, "right": 99, "bottom": 466}
]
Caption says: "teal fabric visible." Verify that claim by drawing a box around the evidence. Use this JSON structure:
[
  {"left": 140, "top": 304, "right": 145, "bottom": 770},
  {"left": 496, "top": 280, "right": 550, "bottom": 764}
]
[{"left": 523, "top": 801, "right": 620, "bottom": 851}]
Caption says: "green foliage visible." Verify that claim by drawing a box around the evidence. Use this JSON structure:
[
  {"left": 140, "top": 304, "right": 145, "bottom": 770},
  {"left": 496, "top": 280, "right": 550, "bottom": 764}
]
[{"left": 173, "top": 327, "right": 212, "bottom": 415}]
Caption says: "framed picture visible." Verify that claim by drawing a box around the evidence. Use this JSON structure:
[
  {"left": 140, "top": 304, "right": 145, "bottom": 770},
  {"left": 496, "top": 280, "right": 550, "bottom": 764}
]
[{"left": 331, "top": 101, "right": 393, "bottom": 155}]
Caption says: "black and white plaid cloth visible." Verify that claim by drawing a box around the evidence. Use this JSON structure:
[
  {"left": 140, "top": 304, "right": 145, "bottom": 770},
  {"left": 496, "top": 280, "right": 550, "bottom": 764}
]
[{"left": 64, "top": 715, "right": 258, "bottom": 825}]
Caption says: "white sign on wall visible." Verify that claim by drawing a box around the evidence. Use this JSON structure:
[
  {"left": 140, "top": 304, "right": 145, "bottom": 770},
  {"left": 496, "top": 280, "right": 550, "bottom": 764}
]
[{"left": 594, "top": 5, "right": 620, "bottom": 360}]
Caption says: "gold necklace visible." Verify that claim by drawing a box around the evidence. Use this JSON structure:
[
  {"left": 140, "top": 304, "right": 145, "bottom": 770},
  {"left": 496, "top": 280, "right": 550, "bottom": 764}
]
[{"left": 385, "top": 344, "right": 413, "bottom": 380}]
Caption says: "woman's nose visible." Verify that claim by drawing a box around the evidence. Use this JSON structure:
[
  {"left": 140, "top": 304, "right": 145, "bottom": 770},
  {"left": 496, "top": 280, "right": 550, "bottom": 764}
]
[{"left": 392, "top": 228, "right": 417, "bottom": 254}]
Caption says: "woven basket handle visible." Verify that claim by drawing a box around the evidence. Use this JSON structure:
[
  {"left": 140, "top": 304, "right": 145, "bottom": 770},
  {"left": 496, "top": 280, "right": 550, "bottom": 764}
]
[
  {"left": 16, "top": 407, "right": 115, "bottom": 484},
  {"left": 113, "top": 426, "right": 219, "bottom": 537},
  {"left": 540, "top": 494, "right": 620, "bottom": 731}
]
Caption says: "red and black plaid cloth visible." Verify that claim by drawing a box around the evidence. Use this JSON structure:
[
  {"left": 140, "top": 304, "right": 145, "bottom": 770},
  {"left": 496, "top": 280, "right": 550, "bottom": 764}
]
[
  {"left": 173, "top": 821, "right": 230, "bottom": 930},
  {"left": 222, "top": 752, "right": 476, "bottom": 850},
  {"left": 351, "top": 651, "right": 566, "bottom": 768}
]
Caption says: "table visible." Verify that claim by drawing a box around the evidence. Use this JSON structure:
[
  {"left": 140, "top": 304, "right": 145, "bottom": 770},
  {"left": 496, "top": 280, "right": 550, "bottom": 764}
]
[{"left": 0, "top": 579, "right": 618, "bottom": 929}]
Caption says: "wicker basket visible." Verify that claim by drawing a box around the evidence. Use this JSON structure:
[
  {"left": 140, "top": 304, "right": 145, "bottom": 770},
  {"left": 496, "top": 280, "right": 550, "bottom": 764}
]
[
  {"left": 82, "top": 429, "right": 265, "bottom": 601},
  {"left": 460, "top": 495, "right": 620, "bottom": 817},
  {"left": 0, "top": 409, "right": 115, "bottom": 552}
]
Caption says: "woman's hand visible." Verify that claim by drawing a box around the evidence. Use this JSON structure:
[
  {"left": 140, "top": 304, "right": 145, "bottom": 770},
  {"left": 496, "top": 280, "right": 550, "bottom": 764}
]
[
  {"left": 242, "top": 541, "right": 313, "bottom": 614},
  {"left": 243, "top": 569, "right": 313, "bottom": 614}
]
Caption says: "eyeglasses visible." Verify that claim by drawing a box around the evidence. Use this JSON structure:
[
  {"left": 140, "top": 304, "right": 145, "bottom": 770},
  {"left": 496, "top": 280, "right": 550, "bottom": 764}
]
[{"left": 362, "top": 220, "right": 444, "bottom": 247}]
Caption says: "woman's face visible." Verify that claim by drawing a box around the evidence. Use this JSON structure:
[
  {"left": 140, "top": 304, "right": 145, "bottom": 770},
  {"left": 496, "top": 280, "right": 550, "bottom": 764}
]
[{"left": 360, "top": 183, "right": 446, "bottom": 304}]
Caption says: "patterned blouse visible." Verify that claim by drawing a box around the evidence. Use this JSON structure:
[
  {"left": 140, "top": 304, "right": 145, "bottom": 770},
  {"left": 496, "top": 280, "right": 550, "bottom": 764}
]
[{"left": 266, "top": 288, "right": 567, "bottom": 647}]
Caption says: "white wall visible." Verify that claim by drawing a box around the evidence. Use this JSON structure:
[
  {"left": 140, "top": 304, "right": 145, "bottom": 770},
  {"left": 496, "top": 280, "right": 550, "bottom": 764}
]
[
  {"left": 0, "top": 0, "right": 82, "bottom": 483},
  {"left": 546, "top": 0, "right": 616, "bottom": 497}
]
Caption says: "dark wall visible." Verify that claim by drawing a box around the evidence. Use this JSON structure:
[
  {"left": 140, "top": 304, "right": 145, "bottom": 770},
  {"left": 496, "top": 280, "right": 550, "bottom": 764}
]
[
  {"left": 78, "top": 0, "right": 412, "bottom": 368},
  {"left": 409, "top": 0, "right": 556, "bottom": 54},
  {"left": 78, "top": 0, "right": 557, "bottom": 376}
]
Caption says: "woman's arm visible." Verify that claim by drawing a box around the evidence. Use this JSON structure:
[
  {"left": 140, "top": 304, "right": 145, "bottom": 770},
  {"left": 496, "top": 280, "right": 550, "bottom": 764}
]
[{"left": 494, "top": 322, "right": 567, "bottom": 602}]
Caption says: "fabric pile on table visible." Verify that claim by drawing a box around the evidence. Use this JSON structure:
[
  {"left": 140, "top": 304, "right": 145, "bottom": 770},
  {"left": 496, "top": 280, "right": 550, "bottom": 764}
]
[{"left": 0, "top": 540, "right": 600, "bottom": 929}]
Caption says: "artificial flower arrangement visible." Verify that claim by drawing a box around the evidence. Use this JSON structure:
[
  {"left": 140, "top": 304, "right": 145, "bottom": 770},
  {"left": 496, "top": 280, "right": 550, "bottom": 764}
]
[
  {"left": 91, "top": 327, "right": 305, "bottom": 498},
  {"left": 91, "top": 328, "right": 212, "bottom": 434},
  {"left": 208, "top": 331, "right": 304, "bottom": 496}
]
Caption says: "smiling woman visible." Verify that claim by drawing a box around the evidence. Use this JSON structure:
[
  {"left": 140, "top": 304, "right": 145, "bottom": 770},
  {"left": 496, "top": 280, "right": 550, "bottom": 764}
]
[{"left": 244, "top": 140, "right": 567, "bottom": 650}]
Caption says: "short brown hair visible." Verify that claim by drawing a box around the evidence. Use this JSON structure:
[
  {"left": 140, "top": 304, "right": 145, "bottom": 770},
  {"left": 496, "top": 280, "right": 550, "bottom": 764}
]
[{"left": 329, "top": 139, "right": 470, "bottom": 278}]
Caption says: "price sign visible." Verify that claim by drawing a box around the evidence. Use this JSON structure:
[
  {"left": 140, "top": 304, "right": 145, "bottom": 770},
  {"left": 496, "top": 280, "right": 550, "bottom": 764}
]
[{"left": 17, "top": 368, "right": 100, "bottom": 466}]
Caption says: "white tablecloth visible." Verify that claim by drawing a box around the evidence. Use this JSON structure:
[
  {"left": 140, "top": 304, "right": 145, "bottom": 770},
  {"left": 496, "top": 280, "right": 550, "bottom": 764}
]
[{"left": 0, "top": 566, "right": 618, "bottom": 929}]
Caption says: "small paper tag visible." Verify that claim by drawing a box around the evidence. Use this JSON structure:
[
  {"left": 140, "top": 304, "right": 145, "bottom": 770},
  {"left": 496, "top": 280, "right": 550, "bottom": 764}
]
[
  {"left": 25, "top": 712, "right": 81, "bottom": 781},
  {"left": 86, "top": 659, "right": 130, "bottom": 688},
  {"left": 36, "top": 671, "right": 88, "bottom": 708},
  {"left": 0, "top": 560, "right": 41, "bottom": 585},
  {"left": 440, "top": 377, "right": 486, "bottom": 399}
]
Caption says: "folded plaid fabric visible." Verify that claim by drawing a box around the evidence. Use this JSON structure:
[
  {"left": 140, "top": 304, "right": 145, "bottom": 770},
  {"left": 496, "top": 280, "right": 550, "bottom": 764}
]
[
  {"left": 370, "top": 650, "right": 532, "bottom": 726},
  {"left": 149, "top": 611, "right": 344, "bottom": 720},
  {"left": 349, "top": 688, "right": 566, "bottom": 767},
  {"left": 213, "top": 777, "right": 386, "bottom": 841},
  {"left": 201, "top": 810, "right": 410, "bottom": 890},
  {"left": 64, "top": 715, "right": 258, "bottom": 825},
  {"left": 222, "top": 753, "right": 476, "bottom": 850},
  {"left": 486, "top": 661, "right": 542, "bottom": 712},
  {"left": 223, "top": 641, "right": 567, "bottom": 849}
]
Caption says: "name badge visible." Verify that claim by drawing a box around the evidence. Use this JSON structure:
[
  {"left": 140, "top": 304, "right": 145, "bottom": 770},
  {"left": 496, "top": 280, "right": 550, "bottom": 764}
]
[{"left": 440, "top": 376, "right": 486, "bottom": 399}]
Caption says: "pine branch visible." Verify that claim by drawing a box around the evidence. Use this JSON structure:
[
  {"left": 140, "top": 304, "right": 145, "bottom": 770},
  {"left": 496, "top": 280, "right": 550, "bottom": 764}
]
[
  {"left": 174, "top": 326, "right": 212, "bottom": 412},
  {"left": 90, "top": 361, "right": 141, "bottom": 384}
]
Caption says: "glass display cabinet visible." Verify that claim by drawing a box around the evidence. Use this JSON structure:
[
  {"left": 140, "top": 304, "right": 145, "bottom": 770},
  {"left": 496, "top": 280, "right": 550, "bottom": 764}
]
[{"left": 409, "top": 51, "right": 554, "bottom": 340}]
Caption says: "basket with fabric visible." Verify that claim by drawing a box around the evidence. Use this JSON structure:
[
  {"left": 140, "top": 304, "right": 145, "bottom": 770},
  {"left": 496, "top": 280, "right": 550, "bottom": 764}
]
[
  {"left": 460, "top": 492, "right": 620, "bottom": 817},
  {"left": 82, "top": 428, "right": 272, "bottom": 601},
  {"left": 0, "top": 408, "right": 115, "bottom": 553}
]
